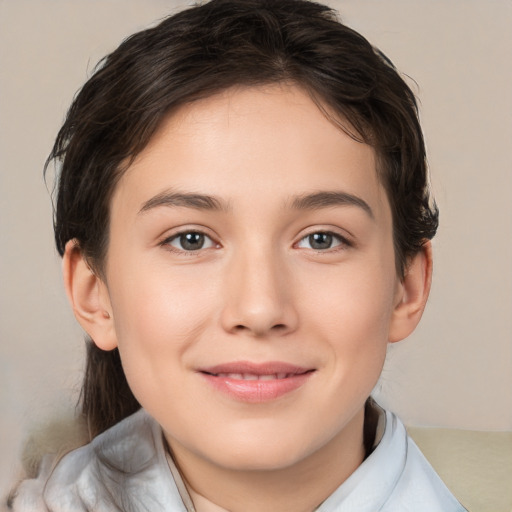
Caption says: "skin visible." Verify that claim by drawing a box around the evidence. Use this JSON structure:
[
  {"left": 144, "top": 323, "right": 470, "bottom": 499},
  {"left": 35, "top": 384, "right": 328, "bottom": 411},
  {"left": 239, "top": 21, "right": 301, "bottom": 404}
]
[{"left": 64, "top": 84, "right": 432, "bottom": 512}]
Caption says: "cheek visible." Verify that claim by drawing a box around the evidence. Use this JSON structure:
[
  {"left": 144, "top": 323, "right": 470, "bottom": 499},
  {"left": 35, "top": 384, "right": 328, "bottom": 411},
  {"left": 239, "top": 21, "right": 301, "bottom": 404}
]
[
  {"left": 107, "top": 261, "right": 220, "bottom": 379},
  {"left": 112, "top": 254, "right": 211, "bottom": 328},
  {"left": 304, "top": 258, "right": 396, "bottom": 331},
  {"left": 301, "top": 257, "right": 397, "bottom": 374}
]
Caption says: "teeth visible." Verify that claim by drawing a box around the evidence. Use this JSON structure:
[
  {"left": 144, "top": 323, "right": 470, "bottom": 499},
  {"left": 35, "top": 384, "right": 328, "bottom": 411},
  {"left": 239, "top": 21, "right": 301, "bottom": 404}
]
[{"left": 215, "top": 373, "right": 291, "bottom": 380}]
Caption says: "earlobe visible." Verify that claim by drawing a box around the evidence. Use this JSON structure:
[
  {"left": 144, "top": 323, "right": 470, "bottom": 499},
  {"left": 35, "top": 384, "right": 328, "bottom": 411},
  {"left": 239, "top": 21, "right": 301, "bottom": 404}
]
[
  {"left": 62, "top": 239, "right": 118, "bottom": 351},
  {"left": 388, "top": 241, "right": 433, "bottom": 343}
]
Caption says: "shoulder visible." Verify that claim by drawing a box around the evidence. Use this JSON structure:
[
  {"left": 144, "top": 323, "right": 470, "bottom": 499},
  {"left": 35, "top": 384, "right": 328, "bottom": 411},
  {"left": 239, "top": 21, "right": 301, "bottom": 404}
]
[
  {"left": 377, "top": 411, "right": 467, "bottom": 512},
  {"left": 8, "top": 410, "right": 185, "bottom": 512},
  {"left": 318, "top": 409, "right": 467, "bottom": 512}
]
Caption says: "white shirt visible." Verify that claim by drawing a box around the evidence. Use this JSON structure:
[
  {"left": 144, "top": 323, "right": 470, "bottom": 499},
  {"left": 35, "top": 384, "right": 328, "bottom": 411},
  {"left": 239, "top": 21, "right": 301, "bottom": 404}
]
[{"left": 11, "top": 408, "right": 467, "bottom": 512}]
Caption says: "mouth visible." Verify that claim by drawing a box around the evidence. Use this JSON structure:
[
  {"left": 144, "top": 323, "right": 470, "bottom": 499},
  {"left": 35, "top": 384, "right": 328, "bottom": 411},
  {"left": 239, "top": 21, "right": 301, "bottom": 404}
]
[
  {"left": 198, "top": 361, "right": 315, "bottom": 402},
  {"left": 205, "top": 372, "right": 304, "bottom": 380}
]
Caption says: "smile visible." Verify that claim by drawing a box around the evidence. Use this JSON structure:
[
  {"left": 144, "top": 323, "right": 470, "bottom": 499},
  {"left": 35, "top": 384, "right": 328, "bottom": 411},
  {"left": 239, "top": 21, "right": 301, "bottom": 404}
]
[
  {"left": 198, "top": 362, "right": 315, "bottom": 403},
  {"left": 211, "top": 372, "right": 298, "bottom": 380}
]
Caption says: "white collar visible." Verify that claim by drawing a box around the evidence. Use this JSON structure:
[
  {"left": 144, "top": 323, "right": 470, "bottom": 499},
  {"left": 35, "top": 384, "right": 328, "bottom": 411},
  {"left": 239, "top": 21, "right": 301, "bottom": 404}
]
[{"left": 14, "top": 407, "right": 465, "bottom": 511}]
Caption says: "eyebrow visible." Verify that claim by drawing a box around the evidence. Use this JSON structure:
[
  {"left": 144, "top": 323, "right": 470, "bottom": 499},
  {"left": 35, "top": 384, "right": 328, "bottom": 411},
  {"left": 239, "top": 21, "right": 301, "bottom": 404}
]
[
  {"left": 138, "top": 188, "right": 373, "bottom": 218},
  {"left": 290, "top": 191, "right": 374, "bottom": 219},
  {"left": 138, "top": 190, "right": 229, "bottom": 214}
]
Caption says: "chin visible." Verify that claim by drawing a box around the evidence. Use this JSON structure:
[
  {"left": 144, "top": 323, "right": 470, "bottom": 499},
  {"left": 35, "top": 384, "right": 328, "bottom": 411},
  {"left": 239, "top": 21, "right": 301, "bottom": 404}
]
[
  {"left": 201, "top": 429, "right": 324, "bottom": 472},
  {"left": 213, "top": 447, "right": 307, "bottom": 472}
]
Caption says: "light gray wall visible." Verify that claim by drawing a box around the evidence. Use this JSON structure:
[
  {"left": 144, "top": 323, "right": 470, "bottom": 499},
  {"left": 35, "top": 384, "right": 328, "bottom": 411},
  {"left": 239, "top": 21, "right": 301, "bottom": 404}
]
[{"left": 1, "top": 0, "right": 511, "bottom": 490}]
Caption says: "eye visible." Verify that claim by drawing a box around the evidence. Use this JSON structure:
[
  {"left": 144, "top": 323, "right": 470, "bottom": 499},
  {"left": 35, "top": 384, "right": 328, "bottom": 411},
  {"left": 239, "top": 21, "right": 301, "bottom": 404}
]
[
  {"left": 296, "top": 231, "right": 349, "bottom": 251},
  {"left": 165, "top": 231, "right": 216, "bottom": 252}
]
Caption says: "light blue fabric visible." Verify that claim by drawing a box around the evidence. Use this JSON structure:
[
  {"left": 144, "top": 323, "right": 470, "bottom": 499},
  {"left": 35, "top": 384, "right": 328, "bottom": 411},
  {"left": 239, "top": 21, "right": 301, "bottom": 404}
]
[
  {"left": 317, "top": 411, "right": 467, "bottom": 511},
  {"left": 12, "top": 408, "right": 466, "bottom": 511}
]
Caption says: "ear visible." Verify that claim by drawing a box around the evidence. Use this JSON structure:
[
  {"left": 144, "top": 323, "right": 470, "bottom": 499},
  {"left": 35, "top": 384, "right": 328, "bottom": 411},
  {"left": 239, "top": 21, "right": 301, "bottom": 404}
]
[
  {"left": 388, "top": 241, "right": 433, "bottom": 343},
  {"left": 62, "top": 239, "right": 118, "bottom": 351}
]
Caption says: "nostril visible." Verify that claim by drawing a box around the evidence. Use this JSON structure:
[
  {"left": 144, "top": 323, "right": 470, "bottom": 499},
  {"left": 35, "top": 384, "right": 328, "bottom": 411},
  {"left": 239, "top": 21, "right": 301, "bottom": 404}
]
[{"left": 231, "top": 323, "right": 288, "bottom": 334}]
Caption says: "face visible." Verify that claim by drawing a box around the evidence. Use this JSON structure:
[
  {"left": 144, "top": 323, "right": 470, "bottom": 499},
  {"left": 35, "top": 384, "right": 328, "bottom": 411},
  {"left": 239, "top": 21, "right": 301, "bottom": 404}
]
[{"left": 100, "top": 85, "right": 403, "bottom": 474}]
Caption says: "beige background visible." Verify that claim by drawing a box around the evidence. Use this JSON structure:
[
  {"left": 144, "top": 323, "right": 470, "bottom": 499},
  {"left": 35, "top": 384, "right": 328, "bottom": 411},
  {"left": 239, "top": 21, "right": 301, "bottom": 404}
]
[{"left": 1, "top": 0, "right": 511, "bottom": 490}]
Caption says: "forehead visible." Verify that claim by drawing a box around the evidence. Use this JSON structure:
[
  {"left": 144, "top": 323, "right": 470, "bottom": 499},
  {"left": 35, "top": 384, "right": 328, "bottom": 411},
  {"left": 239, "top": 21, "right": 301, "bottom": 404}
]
[{"left": 113, "top": 84, "right": 389, "bottom": 222}]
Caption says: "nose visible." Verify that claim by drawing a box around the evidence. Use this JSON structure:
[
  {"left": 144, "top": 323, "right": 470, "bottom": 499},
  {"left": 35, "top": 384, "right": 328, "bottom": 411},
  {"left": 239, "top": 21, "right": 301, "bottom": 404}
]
[{"left": 220, "top": 247, "right": 298, "bottom": 338}]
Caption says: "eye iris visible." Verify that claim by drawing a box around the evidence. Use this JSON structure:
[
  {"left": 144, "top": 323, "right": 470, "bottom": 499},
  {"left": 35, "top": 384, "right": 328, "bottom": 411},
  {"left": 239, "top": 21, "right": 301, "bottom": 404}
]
[
  {"left": 180, "top": 232, "right": 204, "bottom": 250},
  {"left": 309, "top": 233, "right": 333, "bottom": 250}
]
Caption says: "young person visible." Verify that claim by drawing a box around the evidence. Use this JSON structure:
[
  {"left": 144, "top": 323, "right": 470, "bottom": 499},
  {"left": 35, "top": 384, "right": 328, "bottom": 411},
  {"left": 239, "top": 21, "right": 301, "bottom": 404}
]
[{"left": 9, "top": 0, "right": 467, "bottom": 510}]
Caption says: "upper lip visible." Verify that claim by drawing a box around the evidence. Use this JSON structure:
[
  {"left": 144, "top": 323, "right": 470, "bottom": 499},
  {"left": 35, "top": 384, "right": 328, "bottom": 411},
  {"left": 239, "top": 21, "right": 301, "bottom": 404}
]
[{"left": 198, "top": 361, "right": 314, "bottom": 376}]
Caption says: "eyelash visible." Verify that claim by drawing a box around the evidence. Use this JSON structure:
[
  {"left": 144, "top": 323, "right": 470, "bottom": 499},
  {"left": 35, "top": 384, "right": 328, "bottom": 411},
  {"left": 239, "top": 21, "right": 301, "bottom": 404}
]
[
  {"left": 160, "top": 230, "right": 218, "bottom": 253},
  {"left": 160, "top": 229, "right": 352, "bottom": 254},
  {"left": 295, "top": 230, "right": 353, "bottom": 252}
]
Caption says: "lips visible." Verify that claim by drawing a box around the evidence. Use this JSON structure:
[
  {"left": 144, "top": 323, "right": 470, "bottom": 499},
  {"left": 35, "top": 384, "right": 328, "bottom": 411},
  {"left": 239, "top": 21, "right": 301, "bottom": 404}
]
[
  {"left": 213, "top": 372, "right": 296, "bottom": 380},
  {"left": 198, "top": 361, "right": 315, "bottom": 402}
]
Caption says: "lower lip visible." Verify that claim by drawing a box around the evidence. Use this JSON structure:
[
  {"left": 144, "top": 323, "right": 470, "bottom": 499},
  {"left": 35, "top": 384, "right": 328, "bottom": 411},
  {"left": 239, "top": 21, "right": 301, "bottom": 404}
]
[{"left": 200, "top": 372, "right": 313, "bottom": 403}]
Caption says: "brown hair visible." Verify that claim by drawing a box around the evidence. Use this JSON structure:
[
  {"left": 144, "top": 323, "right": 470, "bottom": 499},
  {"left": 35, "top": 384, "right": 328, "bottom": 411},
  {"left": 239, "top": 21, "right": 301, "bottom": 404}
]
[{"left": 47, "top": 0, "right": 438, "bottom": 438}]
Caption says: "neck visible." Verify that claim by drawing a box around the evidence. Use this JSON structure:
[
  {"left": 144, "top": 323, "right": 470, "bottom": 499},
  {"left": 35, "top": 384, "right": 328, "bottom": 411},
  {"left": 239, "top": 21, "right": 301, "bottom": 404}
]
[{"left": 168, "top": 408, "right": 366, "bottom": 512}]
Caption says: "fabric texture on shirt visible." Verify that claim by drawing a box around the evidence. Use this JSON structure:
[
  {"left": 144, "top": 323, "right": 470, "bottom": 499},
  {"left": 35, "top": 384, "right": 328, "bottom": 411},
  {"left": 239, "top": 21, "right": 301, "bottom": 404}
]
[{"left": 9, "top": 408, "right": 467, "bottom": 512}]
